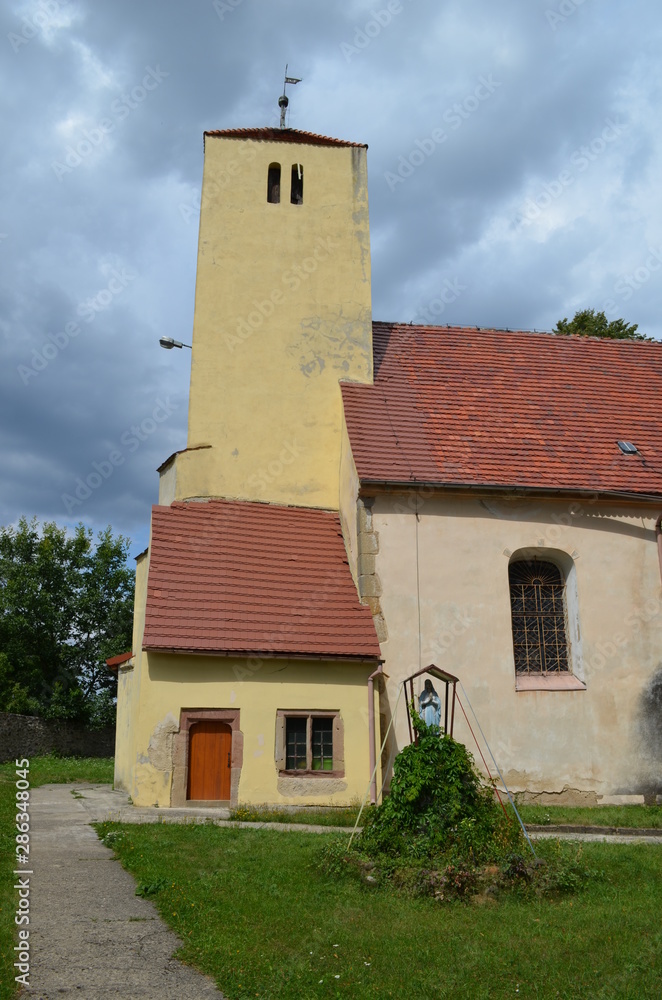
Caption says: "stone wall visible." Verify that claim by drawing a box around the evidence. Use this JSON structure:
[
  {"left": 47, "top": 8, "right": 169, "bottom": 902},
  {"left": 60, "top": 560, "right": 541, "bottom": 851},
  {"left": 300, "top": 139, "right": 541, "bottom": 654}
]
[{"left": 0, "top": 713, "right": 114, "bottom": 762}]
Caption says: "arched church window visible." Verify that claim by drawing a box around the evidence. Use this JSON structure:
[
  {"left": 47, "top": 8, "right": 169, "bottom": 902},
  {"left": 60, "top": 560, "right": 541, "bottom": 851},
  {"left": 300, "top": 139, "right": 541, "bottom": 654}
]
[
  {"left": 509, "top": 560, "right": 569, "bottom": 673},
  {"left": 290, "top": 163, "right": 303, "bottom": 204},
  {"left": 267, "top": 163, "right": 281, "bottom": 203}
]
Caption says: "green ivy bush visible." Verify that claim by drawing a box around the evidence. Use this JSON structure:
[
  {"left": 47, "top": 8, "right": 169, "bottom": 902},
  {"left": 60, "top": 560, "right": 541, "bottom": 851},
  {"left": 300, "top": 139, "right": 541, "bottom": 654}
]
[
  {"left": 321, "top": 715, "right": 603, "bottom": 902},
  {"left": 359, "top": 715, "right": 523, "bottom": 865}
]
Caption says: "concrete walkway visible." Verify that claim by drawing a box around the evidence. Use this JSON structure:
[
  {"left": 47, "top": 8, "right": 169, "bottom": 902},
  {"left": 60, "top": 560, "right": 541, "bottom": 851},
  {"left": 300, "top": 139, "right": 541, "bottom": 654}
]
[
  {"left": 23, "top": 783, "right": 225, "bottom": 999},
  {"left": 71, "top": 782, "right": 356, "bottom": 834},
  {"left": 526, "top": 828, "right": 662, "bottom": 845},
  {"left": 20, "top": 782, "right": 662, "bottom": 998},
  {"left": 73, "top": 783, "right": 662, "bottom": 843}
]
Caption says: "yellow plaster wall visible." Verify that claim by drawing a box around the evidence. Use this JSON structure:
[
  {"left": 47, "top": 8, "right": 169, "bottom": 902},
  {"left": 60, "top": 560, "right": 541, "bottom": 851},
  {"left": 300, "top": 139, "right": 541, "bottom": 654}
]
[
  {"left": 371, "top": 491, "right": 662, "bottom": 801},
  {"left": 338, "top": 409, "right": 360, "bottom": 583},
  {"left": 170, "top": 135, "right": 373, "bottom": 511},
  {"left": 129, "top": 653, "right": 376, "bottom": 808},
  {"left": 113, "top": 549, "right": 149, "bottom": 791},
  {"left": 157, "top": 456, "right": 177, "bottom": 505}
]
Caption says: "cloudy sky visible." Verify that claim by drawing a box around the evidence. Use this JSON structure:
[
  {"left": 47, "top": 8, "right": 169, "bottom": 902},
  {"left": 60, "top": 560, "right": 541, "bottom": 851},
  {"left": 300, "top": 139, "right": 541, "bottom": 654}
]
[{"left": 2, "top": 0, "right": 661, "bottom": 558}]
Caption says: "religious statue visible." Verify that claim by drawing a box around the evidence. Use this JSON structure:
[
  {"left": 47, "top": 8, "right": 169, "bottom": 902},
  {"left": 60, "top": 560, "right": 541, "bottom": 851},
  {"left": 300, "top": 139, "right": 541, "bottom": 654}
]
[{"left": 418, "top": 679, "right": 442, "bottom": 729}]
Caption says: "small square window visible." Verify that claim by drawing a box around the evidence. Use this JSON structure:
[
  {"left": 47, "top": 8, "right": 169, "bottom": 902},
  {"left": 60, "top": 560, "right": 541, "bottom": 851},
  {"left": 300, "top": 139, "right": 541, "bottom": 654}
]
[{"left": 277, "top": 712, "right": 344, "bottom": 776}]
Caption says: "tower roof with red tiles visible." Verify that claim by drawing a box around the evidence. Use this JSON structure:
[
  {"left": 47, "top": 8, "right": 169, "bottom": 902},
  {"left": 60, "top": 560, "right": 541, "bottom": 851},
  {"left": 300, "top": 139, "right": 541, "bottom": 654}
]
[
  {"left": 143, "top": 500, "right": 380, "bottom": 659},
  {"left": 341, "top": 323, "right": 662, "bottom": 496},
  {"left": 204, "top": 127, "right": 367, "bottom": 148}
]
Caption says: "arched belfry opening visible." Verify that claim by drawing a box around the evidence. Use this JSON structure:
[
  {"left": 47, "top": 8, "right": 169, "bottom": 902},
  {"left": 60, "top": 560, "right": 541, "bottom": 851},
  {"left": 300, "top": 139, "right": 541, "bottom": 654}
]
[
  {"left": 291, "top": 163, "right": 303, "bottom": 204},
  {"left": 267, "top": 162, "right": 281, "bottom": 204}
]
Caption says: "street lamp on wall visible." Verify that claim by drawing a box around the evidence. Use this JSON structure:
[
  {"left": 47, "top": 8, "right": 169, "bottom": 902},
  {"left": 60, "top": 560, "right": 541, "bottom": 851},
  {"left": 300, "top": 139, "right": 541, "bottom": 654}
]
[{"left": 159, "top": 337, "right": 192, "bottom": 350}]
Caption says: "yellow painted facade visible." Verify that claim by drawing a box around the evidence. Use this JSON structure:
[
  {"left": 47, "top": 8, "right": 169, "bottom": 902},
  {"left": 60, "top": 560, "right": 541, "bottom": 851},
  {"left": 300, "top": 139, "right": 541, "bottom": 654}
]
[
  {"left": 113, "top": 549, "right": 149, "bottom": 792},
  {"left": 115, "top": 130, "right": 380, "bottom": 808},
  {"left": 118, "top": 653, "right": 377, "bottom": 808},
  {"left": 165, "top": 135, "right": 373, "bottom": 510},
  {"left": 115, "top": 126, "right": 662, "bottom": 811},
  {"left": 338, "top": 409, "right": 360, "bottom": 585}
]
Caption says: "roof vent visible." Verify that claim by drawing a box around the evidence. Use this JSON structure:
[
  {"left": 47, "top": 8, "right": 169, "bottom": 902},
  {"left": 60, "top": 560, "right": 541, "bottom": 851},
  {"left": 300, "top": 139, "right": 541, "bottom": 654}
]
[{"left": 617, "top": 440, "right": 638, "bottom": 454}]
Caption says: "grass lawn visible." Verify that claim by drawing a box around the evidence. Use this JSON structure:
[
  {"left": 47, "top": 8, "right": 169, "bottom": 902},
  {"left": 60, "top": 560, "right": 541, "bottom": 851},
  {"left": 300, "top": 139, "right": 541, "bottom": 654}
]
[
  {"left": 1, "top": 760, "right": 660, "bottom": 999},
  {"left": 231, "top": 802, "right": 662, "bottom": 830},
  {"left": 230, "top": 804, "right": 364, "bottom": 827},
  {"left": 0, "top": 755, "right": 114, "bottom": 1000},
  {"left": 517, "top": 804, "right": 662, "bottom": 829},
  {"left": 97, "top": 820, "right": 662, "bottom": 1000}
]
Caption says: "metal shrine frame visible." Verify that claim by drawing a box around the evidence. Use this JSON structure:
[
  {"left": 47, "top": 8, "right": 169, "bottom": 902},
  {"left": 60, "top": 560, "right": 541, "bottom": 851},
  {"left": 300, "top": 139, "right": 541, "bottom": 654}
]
[{"left": 404, "top": 663, "right": 459, "bottom": 743}]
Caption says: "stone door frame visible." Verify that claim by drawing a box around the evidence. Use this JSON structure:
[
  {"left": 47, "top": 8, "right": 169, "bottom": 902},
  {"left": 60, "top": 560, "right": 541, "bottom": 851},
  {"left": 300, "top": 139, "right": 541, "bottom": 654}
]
[{"left": 171, "top": 708, "right": 243, "bottom": 807}]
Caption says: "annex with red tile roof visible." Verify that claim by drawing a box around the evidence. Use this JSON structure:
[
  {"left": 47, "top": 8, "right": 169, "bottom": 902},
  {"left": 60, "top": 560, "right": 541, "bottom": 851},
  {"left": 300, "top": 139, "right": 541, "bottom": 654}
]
[
  {"left": 204, "top": 127, "right": 367, "bottom": 148},
  {"left": 143, "top": 499, "right": 381, "bottom": 659},
  {"left": 341, "top": 323, "right": 662, "bottom": 496}
]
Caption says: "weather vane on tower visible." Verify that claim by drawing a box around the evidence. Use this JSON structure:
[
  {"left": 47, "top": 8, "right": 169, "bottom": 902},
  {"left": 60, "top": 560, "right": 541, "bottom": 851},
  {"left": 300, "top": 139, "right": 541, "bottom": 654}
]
[{"left": 278, "top": 64, "right": 302, "bottom": 128}]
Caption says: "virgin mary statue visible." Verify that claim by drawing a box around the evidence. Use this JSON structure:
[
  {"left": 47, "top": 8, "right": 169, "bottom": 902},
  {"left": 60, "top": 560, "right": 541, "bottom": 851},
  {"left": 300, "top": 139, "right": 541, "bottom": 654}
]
[{"left": 418, "top": 679, "right": 442, "bottom": 729}]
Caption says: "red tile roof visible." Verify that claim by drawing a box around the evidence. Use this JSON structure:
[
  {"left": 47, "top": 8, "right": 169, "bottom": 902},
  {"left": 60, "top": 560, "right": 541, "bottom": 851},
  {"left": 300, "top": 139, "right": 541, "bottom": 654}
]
[
  {"left": 106, "top": 651, "right": 133, "bottom": 672},
  {"left": 341, "top": 323, "right": 662, "bottom": 496},
  {"left": 204, "top": 127, "right": 367, "bottom": 148},
  {"left": 143, "top": 500, "right": 380, "bottom": 659}
]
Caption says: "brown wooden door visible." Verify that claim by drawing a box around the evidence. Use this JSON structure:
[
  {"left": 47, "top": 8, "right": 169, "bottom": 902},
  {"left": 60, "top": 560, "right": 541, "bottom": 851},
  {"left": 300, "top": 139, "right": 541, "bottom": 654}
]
[{"left": 187, "top": 721, "right": 232, "bottom": 800}]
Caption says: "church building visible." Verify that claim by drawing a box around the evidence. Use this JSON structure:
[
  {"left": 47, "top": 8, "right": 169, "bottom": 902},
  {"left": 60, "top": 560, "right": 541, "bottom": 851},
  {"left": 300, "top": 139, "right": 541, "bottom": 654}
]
[{"left": 113, "top": 124, "right": 662, "bottom": 809}]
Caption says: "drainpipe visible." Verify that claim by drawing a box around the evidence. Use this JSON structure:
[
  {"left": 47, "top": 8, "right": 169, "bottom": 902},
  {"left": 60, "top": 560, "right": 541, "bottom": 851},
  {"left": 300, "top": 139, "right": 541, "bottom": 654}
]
[
  {"left": 656, "top": 515, "right": 662, "bottom": 586},
  {"left": 368, "top": 664, "right": 383, "bottom": 805}
]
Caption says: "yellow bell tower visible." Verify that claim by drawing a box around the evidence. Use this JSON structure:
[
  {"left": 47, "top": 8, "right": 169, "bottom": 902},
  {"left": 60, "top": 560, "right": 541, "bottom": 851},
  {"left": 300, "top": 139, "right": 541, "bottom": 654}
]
[{"left": 159, "top": 126, "right": 374, "bottom": 512}]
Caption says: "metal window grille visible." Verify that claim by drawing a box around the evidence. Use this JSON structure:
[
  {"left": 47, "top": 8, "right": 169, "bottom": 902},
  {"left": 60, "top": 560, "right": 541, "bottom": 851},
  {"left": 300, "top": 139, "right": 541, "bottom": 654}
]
[
  {"left": 311, "top": 718, "right": 333, "bottom": 771},
  {"left": 509, "top": 560, "right": 569, "bottom": 673},
  {"left": 285, "top": 717, "right": 307, "bottom": 769}
]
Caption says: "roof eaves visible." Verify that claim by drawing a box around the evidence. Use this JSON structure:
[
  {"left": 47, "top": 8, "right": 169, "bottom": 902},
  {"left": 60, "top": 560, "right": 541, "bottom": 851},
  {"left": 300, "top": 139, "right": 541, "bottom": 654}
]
[
  {"left": 204, "top": 127, "right": 367, "bottom": 149},
  {"left": 142, "top": 645, "right": 381, "bottom": 663},
  {"left": 358, "top": 480, "right": 662, "bottom": 502}
]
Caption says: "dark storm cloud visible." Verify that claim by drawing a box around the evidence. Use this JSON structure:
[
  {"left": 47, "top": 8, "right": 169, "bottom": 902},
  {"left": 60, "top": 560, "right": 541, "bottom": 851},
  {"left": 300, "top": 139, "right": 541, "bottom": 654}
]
[{"left": 1, "top": 0, "right": 661, "bottom": 555}]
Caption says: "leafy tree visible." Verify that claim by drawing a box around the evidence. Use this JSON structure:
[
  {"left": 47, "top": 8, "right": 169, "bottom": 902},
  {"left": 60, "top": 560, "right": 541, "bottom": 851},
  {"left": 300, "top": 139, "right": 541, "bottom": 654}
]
[
  {"left": 0, "top": 518, "right": 134, "bottom": 724},
  {"left": 554, "top": 309, "right": 651, "bottom": 340}
]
